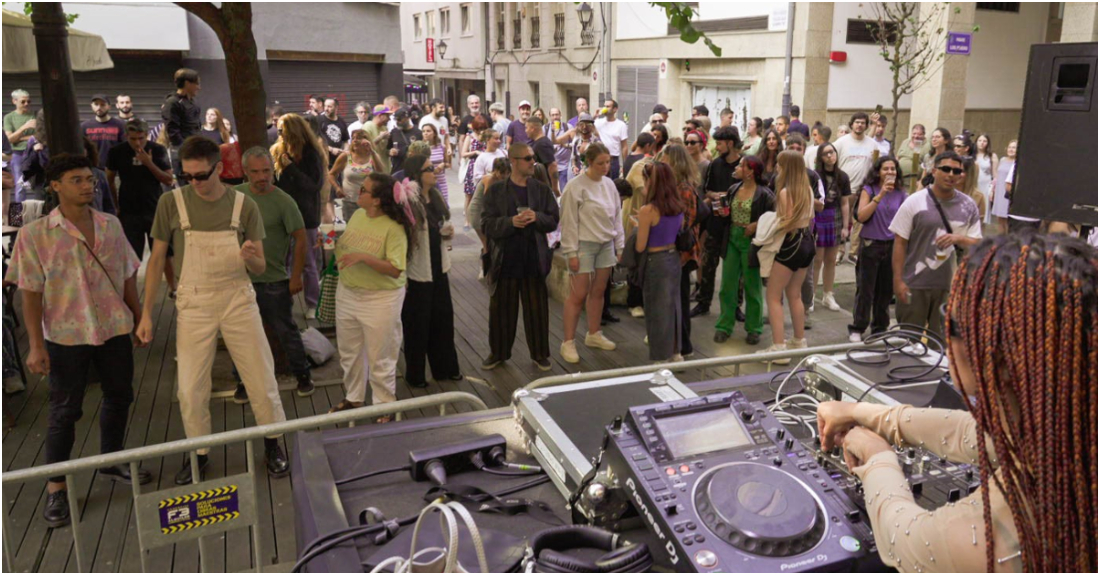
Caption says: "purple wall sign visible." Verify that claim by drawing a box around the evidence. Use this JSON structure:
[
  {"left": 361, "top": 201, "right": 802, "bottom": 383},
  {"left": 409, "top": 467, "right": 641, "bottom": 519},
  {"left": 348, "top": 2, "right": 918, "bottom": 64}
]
[{"left": 946, "top": 32, "right": 972, "bottom": 56}]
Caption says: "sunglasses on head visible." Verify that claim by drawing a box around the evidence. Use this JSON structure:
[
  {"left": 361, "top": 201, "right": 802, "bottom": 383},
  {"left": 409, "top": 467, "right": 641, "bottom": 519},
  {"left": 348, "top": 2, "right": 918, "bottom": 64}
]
[
  {"left": 180, "top": 164, "right": 219, "bottom": 183},
  {"left": 512, "top": 155, "right": 535, "bottom": 162},
  {"left": 936, "top": 165, "right": 965, "bottom": 176}
]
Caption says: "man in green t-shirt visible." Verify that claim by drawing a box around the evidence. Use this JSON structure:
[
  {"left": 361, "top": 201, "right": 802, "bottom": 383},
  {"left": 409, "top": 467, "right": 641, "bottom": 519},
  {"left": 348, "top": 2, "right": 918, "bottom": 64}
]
[
  {"left": 365, "top": 105, "right": 392, "bottom": 173},
  {"left": 4, "top": 89, "right": 37, "bottom": 200},
  {"left": 231, "top": 147, "right": 315, "bottom": 402},
  {"left": 135, "top": 136, "right": 289, "bottom": 486}
]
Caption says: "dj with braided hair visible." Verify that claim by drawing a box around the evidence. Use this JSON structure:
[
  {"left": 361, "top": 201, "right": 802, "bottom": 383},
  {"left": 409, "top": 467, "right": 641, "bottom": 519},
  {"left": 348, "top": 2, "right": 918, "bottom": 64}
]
[{"left": 818, "top": 230, "right": 1097, "bottom": 573}]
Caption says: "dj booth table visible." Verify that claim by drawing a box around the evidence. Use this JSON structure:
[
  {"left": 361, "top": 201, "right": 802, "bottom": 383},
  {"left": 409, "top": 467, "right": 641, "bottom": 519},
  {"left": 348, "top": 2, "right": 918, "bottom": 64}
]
[
  {"left": 291, "top": 373, "right": 792, "bottom": 572},
  {"left": 292, "top": 350, "right": 961, "bottom": 573}
]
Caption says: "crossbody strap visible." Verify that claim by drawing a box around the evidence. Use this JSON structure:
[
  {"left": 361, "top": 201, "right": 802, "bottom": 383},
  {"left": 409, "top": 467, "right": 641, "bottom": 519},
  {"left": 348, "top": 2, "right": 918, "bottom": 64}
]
[
  {"left": 80, "top": 240, "right": 123, "bottom": 299},
  {"left": 927, "top": 189, "right": 964, "bottom": 262}
]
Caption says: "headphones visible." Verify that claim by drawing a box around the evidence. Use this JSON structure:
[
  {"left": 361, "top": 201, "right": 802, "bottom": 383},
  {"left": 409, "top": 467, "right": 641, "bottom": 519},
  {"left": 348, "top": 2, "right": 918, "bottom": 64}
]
[{"left": 525, "top": 526, "right": 653, "bottom": 573}]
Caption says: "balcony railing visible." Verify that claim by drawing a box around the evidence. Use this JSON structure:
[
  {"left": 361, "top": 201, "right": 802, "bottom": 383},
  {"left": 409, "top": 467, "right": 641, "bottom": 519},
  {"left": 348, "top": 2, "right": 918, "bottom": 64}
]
[
  {"left": 553, "top": 13, "right": 565, "bottom": 47},
  {"left": 497, "top": 20, "right": 505, "bottom": 50},
  {"left": 580, "top": 21, "right": 595, "bottom": 46},
  {"left": 530, "top": 16, "right": 540, "bottom": 48},
  {"left": 513, "top": 17, "right": 522, "bottom": 49}
]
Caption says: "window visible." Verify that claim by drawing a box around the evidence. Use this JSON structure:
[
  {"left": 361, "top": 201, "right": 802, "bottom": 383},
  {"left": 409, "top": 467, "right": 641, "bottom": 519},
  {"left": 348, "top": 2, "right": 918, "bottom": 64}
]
[
  {"left": 413, "top": 13, "right": 422, "bottom": 41},
  {"left": 513, "top": 11, "right": 522, "bottom": 49},
  {"left": 426, "top": 10, "right": 436, "bottom": 38},
  {"left": 461, "top": 4, "right": 472, "bottom": 34},
  {"left": 553, "top": 12, "right": 565, "bottom": 47},
  {"left": 531, "top": 14, "right": 541, "bottom": 48},
  {"left": 580, "top": 10, "right": 595, "bottom": 46},
  {"left": 845, "top": 18, "right": 898, "bottom": 44},
  {"left": 440, "top": 8, "right": 450, "bottom": 36},
  {"left": 497, "top": 4, "right": 506, "bottom": 50},
  {"left": 977, "top": 2, "right": 1020, "bottom": 12},
  {"left": 530, "top": 82, "right": 541, "bottom": 106}
]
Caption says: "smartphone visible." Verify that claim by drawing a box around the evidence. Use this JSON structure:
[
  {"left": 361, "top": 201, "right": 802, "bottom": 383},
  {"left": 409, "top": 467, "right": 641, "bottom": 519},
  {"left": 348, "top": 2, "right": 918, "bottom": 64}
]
[{"left": 874, "top": 104, "right": 883, "bottom": 116}]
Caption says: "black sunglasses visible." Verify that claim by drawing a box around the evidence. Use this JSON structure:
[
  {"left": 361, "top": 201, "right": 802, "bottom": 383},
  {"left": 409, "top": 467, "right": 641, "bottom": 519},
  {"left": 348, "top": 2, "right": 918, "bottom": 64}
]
[
  {"left": 180, "top": 164, "right": 219, "bottom": 183},
  {"left": 512, "top": 155, "right": 535, "bottom": 162},
  {"left": 936, "top": 166, "right": 964, "bottom": 176},
  {"left": 685, "top": 139, "right": 701, "bottom": 145}
]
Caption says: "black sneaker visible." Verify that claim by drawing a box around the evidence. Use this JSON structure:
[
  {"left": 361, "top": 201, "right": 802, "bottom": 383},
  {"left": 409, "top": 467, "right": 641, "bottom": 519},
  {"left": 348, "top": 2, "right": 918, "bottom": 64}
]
[
  {"left": 714, "top": 331, "right": 730, "bottom": 343},
  {"left": 735, "top": 307, "right": 746, "bottom": 323},
  {"left": 480, "top": 355, "right": 503, "bottom": 370},
  {"left": 174, "top": 454, "right": 210, "bottom": 485},
  {"left": 99, "top": 465, "right": 153, "bottom": 485},
  {"left": 295, "top": 373, "right": 316, "bottom": 397},
  {"left": 233, "top": 383, "right": 249, "bottom": 405},
  {"left": 534, "top": 358, "right": 552, "bottom": 372},
  {"left": 746, "top": 332, "right": 761, "bottom": 345},
  {"left": 44, "top": 489, "right": 70, "bottom": 528},
  {"left": 600, "top": 311, "right": 620, "bottom": 325},
  {"left": 264, "top": 439, "right": 289, "bottom": 478},
  {"left": 689, "top": 304, "right": 709, "bottom": 318},
  {"left": 407, "top": 378, "right": 429, "bottom": 388}
]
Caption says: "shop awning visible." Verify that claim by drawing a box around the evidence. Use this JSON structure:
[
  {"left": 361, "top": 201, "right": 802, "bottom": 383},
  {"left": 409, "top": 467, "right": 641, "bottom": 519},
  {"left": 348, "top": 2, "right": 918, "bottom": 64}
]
[{"left": 3, "top": 8, "right": 113, "bottom": 73}]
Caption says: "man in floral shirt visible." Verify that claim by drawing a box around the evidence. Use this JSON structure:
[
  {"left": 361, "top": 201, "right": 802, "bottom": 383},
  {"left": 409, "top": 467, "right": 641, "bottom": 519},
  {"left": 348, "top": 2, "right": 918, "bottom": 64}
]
[{"left": 5, "top": 154, "right": 150, "bottom": 528}]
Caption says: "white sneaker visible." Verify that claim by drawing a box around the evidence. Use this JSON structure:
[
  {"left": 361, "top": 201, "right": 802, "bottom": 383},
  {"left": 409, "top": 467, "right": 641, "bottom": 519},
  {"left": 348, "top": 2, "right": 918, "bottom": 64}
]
[
  {"left": 560, "top": 340, "right": 580, "bottom": 363},
  {"left": 807, "top": 302, "right": 816, "bottom": 314},
  {"left": 644, "top": 335, "right": 649, "bottom": 345},
  {"left": 584, "top": 331, "right": 617, "bottom": 351},
  {"left": 305, "top": 306, "right": 317, "bottom": 320},
  {"left": 671, "top": 353, "right": 685, "bottom": 362},
  {"left": 758, "top": 343, "right": 790, "bottom": 365},
  {"left": 786, "top": 337, "right": 808, "bottom": 349},
  {"left": 848, "top": 332, "right": 863, "bottom": 343},
  {"left": 823, "top": 292, "right": 840, "bottom": 311},
  {"left": 630, "top": 306, "right": 645, "bottom": 318}
]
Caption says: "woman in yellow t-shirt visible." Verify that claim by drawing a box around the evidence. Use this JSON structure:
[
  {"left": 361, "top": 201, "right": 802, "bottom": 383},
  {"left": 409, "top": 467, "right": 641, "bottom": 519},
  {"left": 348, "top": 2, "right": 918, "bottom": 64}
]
[{"left": 330, "top": 172, "right": 417, "bottom": 421}]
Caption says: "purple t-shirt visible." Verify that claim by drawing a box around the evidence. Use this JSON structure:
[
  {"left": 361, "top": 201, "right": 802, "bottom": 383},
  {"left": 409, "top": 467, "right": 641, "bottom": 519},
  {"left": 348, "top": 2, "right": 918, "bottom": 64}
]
[
  {"left": 859, "top": 185, "right": 907, "bottom": 241},
  {"left": 506, "top": 120, "right": 531, "bottom": 146}
]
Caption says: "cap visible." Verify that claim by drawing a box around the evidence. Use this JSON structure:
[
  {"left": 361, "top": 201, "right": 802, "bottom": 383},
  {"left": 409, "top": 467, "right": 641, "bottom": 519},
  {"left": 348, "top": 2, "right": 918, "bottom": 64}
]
[
  {"left": 652, "top": 104, "right": 671, "bottom": 114},
  {"left": 393, "top": 107, "right": 410, "bottom": 119},
  {"left": 577, "top": 112, "right": 595, "bottom": 123},
  {"left": 372, "top": 104, "right": 392, "bottom": 115},
  {"left": 518, "top": 100, "right": 532, "bottom": 109},
  {"left": 90, "top": 93, "right": 109, "bottom": 103}
]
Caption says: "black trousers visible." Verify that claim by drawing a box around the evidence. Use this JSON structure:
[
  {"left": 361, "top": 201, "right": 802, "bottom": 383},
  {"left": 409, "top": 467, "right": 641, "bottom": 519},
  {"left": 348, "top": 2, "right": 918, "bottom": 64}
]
[
  {"left": 680, "top": 266, "right": 694, "bottom": 355},
  {"left": 45, "top": 334, "right": 134, "bottom": 482},
  {"left": 402, "top": 276, "right": 461, "bottom": 384},
  {"left": 232, "top": 280, "right": 311, "bottom": 380},
  {"left": 489, "top": 275, "right": 550, "bottom": 362},
  {"left": 849, "top": 239, "right": 894, "bottom": 335},
  {"left": 696, "top": 229, "right": 743, "bottom": 309}
]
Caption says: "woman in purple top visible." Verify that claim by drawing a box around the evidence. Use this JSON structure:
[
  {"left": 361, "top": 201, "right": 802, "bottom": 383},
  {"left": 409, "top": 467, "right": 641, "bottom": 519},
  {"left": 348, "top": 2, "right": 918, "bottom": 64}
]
[
  {"left": 634, "top": 163, "right": 685, "bottom": 362},
  {"left": 848, "top": 156, "right": 907, "bottom": 341}
]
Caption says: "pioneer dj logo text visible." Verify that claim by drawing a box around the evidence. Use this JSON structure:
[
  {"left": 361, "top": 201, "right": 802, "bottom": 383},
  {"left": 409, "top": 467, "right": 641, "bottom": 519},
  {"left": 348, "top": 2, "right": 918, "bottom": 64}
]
[
  {"left": 625, "top": 478, "right": 679, "bottom": 565},
  {"left": 780, "top": 554, "right": 827, "bottom": 571}
]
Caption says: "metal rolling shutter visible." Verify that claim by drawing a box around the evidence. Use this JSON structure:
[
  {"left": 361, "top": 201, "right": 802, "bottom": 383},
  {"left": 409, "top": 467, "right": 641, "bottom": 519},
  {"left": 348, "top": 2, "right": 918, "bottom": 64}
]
[
  {"left": 266, "top": 60, "right": 381, "bottom": 118},
  {"left": 2, "top": 55, "right": 182, "bottom": 124},
  {"left": 615, "top": 66, "right": 659, "bottom": 135}
]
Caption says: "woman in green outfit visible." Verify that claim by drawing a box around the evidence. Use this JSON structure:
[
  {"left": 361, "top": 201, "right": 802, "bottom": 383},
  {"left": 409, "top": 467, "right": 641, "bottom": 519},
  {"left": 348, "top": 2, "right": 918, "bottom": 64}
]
[{"left": 714, "top": 156, "right": 774, "bottom": 345}]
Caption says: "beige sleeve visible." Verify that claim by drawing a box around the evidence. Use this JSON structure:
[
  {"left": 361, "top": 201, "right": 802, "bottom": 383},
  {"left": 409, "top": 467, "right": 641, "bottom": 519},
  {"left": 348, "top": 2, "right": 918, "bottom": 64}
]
[{"left": 852, "top": 403, "right": 998, "bottom": 468}]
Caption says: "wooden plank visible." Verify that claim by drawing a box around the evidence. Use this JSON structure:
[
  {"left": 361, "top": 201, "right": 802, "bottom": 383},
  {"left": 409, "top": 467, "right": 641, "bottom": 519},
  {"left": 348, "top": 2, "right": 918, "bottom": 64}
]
[{"left": 266, "top": 391, "right": 297, "bottom": 566}]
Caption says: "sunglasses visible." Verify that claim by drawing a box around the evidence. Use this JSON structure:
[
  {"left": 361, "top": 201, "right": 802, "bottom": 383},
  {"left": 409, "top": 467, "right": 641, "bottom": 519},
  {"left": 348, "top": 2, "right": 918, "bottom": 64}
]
[
  {"left": 685, "top": 140, "right": 701, "bottom": 145},
  {"left": 512, "top": 155, "right": 535, "bottom": 162},
  {"left": 936, "top": 165, "right": 965, "bottom": 176},
  {"left": 180, "top": 164, "right": 219, "bottom": 183}
]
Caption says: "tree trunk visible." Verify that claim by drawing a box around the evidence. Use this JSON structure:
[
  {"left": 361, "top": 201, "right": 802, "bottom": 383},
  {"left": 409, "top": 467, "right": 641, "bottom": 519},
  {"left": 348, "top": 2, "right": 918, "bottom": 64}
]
[
  {"left": 176, "top": 2, "right": 267, "bottom": 151},
  {"left": 31, "top": 3, "right": 82, "bottom": 156},
  {"left": 891, "top": 92, "right": 901, "bottom": 148}
]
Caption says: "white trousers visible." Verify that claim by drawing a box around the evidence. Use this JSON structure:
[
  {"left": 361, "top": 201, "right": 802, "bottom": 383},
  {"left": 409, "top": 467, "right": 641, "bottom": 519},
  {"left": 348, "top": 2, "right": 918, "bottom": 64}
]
[
  {"left": 335, "top": 282, "right": 406, "bottom": 404},
  {"left": 176, "top": 283, "right": 287, "bottom": 454}
]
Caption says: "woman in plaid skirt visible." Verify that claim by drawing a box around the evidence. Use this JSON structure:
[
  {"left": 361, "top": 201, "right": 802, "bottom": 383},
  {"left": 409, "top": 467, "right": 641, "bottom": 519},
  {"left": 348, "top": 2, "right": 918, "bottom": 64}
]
[{"left": 812, "top": 142, "right": 851, "bottom": 312}]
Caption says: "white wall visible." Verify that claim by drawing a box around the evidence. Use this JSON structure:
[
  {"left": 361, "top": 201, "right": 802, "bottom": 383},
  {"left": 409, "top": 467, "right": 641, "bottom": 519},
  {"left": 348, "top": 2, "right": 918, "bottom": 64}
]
[
  {"left": 6, "top": 2, "right": 192, "bottom": 51},
  {"left": 965, "top": 3, "right": 1049, "bottom": 108},
  {"left": 616, "top": 1, "right": 787, "bottom": 41},
  {"left": 826, "top": 2, "right": 911, "bottom": 110},
  {"left": 401, "top": 3, "right": 485, "bottom": 72}
]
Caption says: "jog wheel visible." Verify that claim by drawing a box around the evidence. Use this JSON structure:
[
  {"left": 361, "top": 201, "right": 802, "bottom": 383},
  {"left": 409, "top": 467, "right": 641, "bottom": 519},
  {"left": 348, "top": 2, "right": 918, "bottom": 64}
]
[{"left": 694, "top": 462, "right": 826, "bottom": 557}]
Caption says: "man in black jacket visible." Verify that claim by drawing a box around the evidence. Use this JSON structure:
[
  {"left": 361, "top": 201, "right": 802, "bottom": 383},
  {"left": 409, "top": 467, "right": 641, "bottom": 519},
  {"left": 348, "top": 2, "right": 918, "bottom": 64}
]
[
  {"left": 161, "top": 68, "right": 201, "bottom": 176},
  {"left": 693, "top": 126, "right": 743, "bottom": 318},
  {"left": 388, "top": 107, "right": 422, "bottom": 175},
  {"left": 480, "top": 144, "right": 561, "bottom": 372}
]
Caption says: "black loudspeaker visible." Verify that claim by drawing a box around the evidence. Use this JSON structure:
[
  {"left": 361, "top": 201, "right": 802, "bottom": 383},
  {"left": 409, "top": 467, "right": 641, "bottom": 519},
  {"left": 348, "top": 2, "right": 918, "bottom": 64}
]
[{"left": 1015, "top": 42, "right": 1098, "bottom": 227}]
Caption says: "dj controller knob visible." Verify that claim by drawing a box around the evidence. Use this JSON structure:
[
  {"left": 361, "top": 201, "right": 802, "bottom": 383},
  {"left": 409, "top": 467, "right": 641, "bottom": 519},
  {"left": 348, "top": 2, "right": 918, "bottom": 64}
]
[
  {"left": 772, "top": 456, "right": 783, "bottom": 467},
  {"left": 906, "top": 447, "right": 916, "bottom": 459},
  {"left": 775, "top": 428, "right": 786, "bottom": 441},
  {"left": 783, "top": 438, "right": 795, "bottom": 451},
  {"left": 740, "top": 410, "right": 755, "bottom": 423}
]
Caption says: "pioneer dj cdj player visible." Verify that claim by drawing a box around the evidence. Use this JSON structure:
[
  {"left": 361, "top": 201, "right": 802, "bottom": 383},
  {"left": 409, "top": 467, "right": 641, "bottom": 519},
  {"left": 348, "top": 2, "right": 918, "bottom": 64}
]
[{"left": 605, "top": 390, "right": 871, "bottom": 572}]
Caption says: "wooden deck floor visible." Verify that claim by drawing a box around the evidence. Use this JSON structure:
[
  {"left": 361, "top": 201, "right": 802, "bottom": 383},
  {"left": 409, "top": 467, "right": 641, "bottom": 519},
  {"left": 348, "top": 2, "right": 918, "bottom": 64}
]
[{"left": 2, "top": 223, "right": 857, "bottom": 571}]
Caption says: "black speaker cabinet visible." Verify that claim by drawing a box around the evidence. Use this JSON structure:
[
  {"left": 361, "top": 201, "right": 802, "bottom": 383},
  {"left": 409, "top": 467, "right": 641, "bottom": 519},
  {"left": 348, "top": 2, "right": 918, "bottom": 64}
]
[{"left": 1015, "top": 42, "right": 1097, "bottom": 227}]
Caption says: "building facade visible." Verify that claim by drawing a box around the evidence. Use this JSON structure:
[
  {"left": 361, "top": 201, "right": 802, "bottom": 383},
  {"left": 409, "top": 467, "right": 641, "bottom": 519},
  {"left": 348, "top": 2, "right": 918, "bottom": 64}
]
[{"left": 2, "top": 3, "right": 404, "bottom": 124}]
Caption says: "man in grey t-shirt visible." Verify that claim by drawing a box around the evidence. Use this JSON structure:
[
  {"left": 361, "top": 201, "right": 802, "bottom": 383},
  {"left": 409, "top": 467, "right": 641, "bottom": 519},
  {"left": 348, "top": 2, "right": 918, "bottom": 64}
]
[{"left": 889, "top": 151, "right": 981, "bottom": 336}]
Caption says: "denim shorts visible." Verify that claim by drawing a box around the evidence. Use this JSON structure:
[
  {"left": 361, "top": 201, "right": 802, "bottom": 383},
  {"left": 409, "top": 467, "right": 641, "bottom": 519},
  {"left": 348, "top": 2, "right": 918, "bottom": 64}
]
[{"left": 572, "top": 240, "right": 616, "bottom": 274}]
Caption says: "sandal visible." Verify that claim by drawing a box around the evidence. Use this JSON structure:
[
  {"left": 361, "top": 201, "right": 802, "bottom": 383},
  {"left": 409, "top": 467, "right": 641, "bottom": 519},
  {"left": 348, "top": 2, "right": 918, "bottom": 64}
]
[
  {"left": 374, "top": 415, "right": 393, "bottom": 424},
  {"left": 329, "top": 399, "right": 363, "bottom": 414}
]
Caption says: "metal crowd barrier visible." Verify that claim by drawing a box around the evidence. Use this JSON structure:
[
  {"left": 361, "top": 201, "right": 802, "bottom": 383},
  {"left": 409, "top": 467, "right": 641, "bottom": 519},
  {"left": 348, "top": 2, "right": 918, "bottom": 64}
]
[
  {"left": 524, "top": 342, "right": 864, "bottom": 391},
  {"left": 1, "top": 391, "right": 489, "bottom": 573}
]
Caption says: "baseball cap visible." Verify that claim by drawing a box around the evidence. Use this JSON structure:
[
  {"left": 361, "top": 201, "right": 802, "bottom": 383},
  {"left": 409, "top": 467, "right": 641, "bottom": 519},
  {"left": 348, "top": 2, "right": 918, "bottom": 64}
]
[
  {"left": 90, "top": 93, "right": 109, "bottom": 103},
  {"left": 577, "top": 112, "right": 595, "bottom": 124},
  {"left": 393, "top": 107, "right": 410, "bottom": 120},
  {"left": 652, "top": 104, "right": 671, "bottom": 114},
  {"left": 372, "top": 104, "right": 392, "bottom": 116},
  {"left": 518, "top": 100, "right": 532, "bottom": 109}
]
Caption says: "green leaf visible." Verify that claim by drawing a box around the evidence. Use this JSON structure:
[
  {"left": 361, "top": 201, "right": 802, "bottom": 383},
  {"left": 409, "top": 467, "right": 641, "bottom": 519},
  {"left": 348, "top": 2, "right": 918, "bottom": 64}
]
[
  {"left": 972, "top": 25, "right": 980, "bottom": 32},
  {"left": 681, "top": 27, "right": 701, "bottom": 44}
]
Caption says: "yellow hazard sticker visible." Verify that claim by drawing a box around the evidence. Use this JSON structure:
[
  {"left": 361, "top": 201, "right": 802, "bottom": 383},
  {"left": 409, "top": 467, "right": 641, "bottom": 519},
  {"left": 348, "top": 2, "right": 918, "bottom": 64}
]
[{"left": 159, "top": 485, "right": 241, "bottom": 534}]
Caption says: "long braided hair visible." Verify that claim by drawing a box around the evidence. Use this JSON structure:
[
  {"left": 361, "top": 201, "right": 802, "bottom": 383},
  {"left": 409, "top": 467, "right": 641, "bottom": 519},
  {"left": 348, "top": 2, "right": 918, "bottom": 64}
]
[{"left": 945, "top": 230, "right": 1097, "bottom": 572}]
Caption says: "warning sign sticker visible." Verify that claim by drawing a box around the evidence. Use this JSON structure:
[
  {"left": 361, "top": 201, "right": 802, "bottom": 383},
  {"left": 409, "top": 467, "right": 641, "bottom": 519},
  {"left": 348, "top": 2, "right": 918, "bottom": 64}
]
[{"left": 158, "top": 485, "right": 241, "bottom": 534}]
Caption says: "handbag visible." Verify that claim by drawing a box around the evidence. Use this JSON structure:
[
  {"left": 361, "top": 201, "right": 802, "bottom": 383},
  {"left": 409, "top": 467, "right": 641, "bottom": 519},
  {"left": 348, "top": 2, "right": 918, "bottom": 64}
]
[
  {"left": 316, "top": 251, "right": 339, "bottom": 324},
  {"left": 299, "top": 326, "right": 336, "bottom": 366}
]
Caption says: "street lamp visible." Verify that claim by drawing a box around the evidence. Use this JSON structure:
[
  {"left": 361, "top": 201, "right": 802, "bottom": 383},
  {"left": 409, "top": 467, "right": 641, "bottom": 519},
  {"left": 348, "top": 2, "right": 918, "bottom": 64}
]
[
  {"left": 437, "top": 39, "right": 448, "bottom": 59},
  {"left": 577, "top": 2, "right": 593, "bottom": 28}
]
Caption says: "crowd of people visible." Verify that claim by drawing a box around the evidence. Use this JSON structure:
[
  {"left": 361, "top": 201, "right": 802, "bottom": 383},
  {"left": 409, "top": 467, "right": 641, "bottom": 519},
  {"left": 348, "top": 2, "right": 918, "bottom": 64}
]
[{"left": 2, "top": 66, "right": 1097, "bottom": 535}]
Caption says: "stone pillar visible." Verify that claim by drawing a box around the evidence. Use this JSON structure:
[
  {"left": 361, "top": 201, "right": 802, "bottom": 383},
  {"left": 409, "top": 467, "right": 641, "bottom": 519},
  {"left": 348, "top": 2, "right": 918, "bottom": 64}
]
[
  {"left": 1061, "top": 3, "right": 1099, "bottom": 43},
  {"left": 909, "top": 2, "right": 975, "bottom": 136},
  {"left": 793, "top": 2, "right": 833, "bottom": 125}
]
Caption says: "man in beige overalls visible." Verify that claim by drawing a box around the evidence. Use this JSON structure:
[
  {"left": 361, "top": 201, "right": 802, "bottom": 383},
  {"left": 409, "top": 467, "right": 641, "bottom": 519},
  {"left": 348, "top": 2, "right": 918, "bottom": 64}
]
[{"left": 137, "top": 136, "right": 289, "bottom": 485}]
